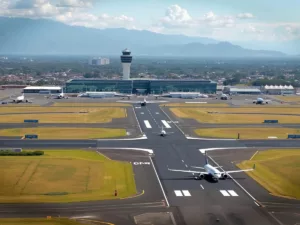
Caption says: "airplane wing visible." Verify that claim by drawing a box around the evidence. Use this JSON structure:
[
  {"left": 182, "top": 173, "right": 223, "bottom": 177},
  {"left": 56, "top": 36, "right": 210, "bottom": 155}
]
[
  {"left": 168, "top": 168, "right": 208, "bottom": 174},
  {"left": 225, "top": 164, "right": 255, "bottom": 174},
  {"left": 190, "top": 166, "right": 205, "bottom": 169},
  {"left": 117, "top": 100, "right": 141, "bottom": 103}
]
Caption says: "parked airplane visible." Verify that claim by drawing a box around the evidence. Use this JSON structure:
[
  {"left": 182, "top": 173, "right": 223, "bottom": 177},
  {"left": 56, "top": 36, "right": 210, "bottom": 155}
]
[
  {"left": 252, "top": 97, "right": 270, "bottom": 104},
  {"left": 168, "top": 151, "right": 255, "bottom": 181},
  {"left": 48, "top": 89, "right": 68, "bottom": 99},
  {"left": 199, "top": 94, "right": 209, "bottom": 98},
  {"left": 10, "top": 93, "right": 33, "bottom": 103},
  {"left": 153, "top": 127, "right": 174, "bottom": 136}
]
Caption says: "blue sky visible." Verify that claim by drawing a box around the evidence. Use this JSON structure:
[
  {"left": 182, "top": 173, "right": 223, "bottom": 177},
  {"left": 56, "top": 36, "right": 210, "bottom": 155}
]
[{"left": 1, "top": 0, "right": 300, "bottom": 44}]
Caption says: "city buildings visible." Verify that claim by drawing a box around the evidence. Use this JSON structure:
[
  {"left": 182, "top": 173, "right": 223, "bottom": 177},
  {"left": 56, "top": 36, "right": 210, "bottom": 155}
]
[{"left": 88, "top": 57, "right": 110, "bottom": 66}]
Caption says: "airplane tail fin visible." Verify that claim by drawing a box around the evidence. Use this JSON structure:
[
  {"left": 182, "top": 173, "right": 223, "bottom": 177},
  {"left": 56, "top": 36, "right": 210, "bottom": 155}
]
[{"left": 204, "top": 151, "right": 208, "bottom": 165}]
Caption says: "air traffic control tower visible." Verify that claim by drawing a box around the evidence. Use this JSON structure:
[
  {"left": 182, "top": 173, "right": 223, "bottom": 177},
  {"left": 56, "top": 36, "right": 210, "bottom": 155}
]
[{"left": 120, "top": 48, "right": 132, "bottom": 80}]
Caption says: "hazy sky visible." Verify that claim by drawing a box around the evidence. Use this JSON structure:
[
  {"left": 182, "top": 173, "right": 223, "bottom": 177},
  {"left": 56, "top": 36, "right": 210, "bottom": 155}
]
[{"left": 1, "top": 0, "right": 300, "bottom": 42}]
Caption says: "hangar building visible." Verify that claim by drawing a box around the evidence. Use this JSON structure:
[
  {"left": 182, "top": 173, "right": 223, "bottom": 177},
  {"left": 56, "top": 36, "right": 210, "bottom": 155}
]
[
  {"left": 262, "top": 85, "right": 295, "bottom": 95},
  {"left": 223, "top": 86, "right": 261, "bottom": 95},
  {"left": 66, "top": 79, "right": 217, "bottom": 94},
  {"left": 23, "top": 86, "right": 62, "bottom": 94}
]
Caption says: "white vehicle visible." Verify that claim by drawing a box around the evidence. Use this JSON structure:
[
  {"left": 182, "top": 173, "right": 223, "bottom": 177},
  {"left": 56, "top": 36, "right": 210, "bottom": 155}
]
[
  {"left": 252, "top": 97, "right": 270, "bottom": 105},
  {"left": 168, "top": 151, "right": 255, "bottom": 181},
  {"left": 10, "top": 93, "right": 33, "bottom": 103},
  {"left": 153, "top": 127, "right": 174, "bottom": 137}
]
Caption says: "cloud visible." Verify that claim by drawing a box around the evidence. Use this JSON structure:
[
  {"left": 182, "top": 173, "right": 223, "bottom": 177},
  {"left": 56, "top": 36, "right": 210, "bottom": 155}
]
[
  {"left": 159, "top": 4, "right": 193, "bottom": 28},
  {"left": 56, "top": 12, "right": 135, "bottom": 29},
  {"left": 236, "top": 13, "right": 254, "bottom": 19},
  {"left": 0, "top": 0, "right": 135, "bottom": 29},
  {"left": 56, "top": 0, "right": 93, "bottom": 8}
]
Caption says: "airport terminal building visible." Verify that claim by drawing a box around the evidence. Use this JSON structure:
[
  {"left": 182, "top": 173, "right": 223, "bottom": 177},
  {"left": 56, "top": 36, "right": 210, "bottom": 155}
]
[{"left": 66, "top": 79, "right": 217, "bottom": 94}]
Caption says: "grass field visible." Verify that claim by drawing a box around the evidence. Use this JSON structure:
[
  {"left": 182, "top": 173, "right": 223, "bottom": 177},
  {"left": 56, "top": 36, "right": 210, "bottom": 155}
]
[
  {"left": 275, "top": 96, "right": 300, "bottom": 102},
  {"left": 237, "top": 149, "right": 300, "bottom": 199},
  {"left": 170, "top": 107, "right": 300, "bottom": 123},
  {"left": 0, "top": 107, "right": 126, "bottom": 123},
  {"left": 0, "top": 150, "right": 136, "bottom": 203},
  {"left": 194, "top": 128, "right": 300, "bottom": 139},
  {"left": 52, "top": 102, "right": 130, "bottom": 107},
  {"left": 0, "top": 218, "right": 85, "bottom": 225},
  {"left": 162, "top": 103, "right": 229, "bottom": 107},
  {"left": 0, "top": 127, "right": 126, "bottom": 139}
]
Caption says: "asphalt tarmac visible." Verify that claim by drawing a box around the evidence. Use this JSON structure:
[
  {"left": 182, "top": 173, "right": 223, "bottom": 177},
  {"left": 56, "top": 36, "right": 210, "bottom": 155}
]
[{"left": 0, "top": 97, "right": 299, "bottom": 225}]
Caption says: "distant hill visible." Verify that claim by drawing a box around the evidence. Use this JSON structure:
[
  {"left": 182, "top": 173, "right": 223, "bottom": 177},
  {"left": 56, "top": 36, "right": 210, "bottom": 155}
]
[{"left": 0, "top": 17, "right": 286, "bottom": 57}]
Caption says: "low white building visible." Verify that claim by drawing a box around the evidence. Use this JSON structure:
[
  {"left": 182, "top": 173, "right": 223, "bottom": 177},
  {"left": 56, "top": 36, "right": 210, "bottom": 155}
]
[
  {"left": 263, "top": 85, "right": 295, "bottom": 95},
  {"left": 23, "top": 86, "right": 62, "bottom": 94},
  {"left": 78, "top": 92, "right": 117, "bottom": 98},
  {"left": 167, "top": 92, "right": 202, "bottom": 99}
]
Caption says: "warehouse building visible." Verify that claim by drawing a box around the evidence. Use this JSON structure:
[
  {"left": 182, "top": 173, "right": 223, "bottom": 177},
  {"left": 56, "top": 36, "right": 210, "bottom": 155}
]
[
  {"left": 23, "top": 86, "right": 62, "bottom": 94},
  {"left": 262, "top": 85, "right": 295, "bottom": 95},
  {"left": 66, "top": 79, "right": 217, "bottom": 94},
  {"left": 223, "top": 86, "right": 261, "bottom": 95}
]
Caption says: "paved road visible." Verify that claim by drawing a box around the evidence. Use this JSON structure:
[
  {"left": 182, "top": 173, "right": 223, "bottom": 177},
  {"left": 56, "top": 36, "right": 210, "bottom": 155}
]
[{"left": 0, "top": 103, "right": 300, "bottom": 225}]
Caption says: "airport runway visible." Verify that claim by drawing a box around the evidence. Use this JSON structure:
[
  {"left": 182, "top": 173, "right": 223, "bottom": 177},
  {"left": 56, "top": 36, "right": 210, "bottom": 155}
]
[{"left": 0, "top": 101, "right": 299, "bottom": 225}]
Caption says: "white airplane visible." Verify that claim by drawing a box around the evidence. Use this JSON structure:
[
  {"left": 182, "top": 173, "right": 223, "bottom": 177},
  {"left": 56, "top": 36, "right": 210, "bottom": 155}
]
[
  {"left": 118, "top": 96, "right": 167, "bottom": 106},
  {"left": 10, "top": 93, "right": 33, "bottom": 103},
  {"left": 199, "top": 94, "right": 209, "bottom": 98},
  {"left": 168, "top": 151, "right": 255, "bottom": 181},
  {"left": 216, "top": 94, "right": 229, "bottom": 100},
  {"left": 252, "top": 97, "right": 270, "bottom": 105},
  {"left": 153, "top": 126, "right": 174, "bottom": 136},
  {"left": 48, "top": 89, "right": 68, "bottom": 99}
]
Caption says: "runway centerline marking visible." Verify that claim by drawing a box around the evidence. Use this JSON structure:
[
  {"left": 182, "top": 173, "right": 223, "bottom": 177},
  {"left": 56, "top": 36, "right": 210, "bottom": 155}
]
[
  {"left": 155, "top": 112, "right": 159, "bottom": 114},
  {"left": 220, "top": 190, "right": 230, "bottom": 196},
  {"left": 161, "top": 120, "right": 171, "bottom": 128},
  {"left": 228, "top": 190, "right": 238, "bottom": 196},
  {"left": 144, "top": 120, "right": 152, "bottom": 129},
  {"left": 200, "top": 184, "right": 204, "bottom": 190},
  {"left": 141, "top": 112, "right": 144, "bottom": 114}
]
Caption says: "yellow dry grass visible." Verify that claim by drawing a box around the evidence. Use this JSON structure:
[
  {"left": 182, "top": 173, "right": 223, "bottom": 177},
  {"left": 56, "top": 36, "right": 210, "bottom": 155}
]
[
  {"left": 275, "top": 96, "right": 300, "bottom": 103},
  {"left": 52, "top": 102, "right": 130, "bottom": 107},
  {"left": 194, "top": 128, "right": 300, "bottom": 139},
  {"left": 0, "top": 107, "right": 126, "bottom": 123},
  {"left": 161, "top": 103, "right": 229, "bottom": 107},
  {"left": 0, "top": 150, "right": 136, "bottom": 203},
  {"left": 0, "top": 127, "right": 126, "bottom": 139},
  {"left": 0, "top": 218, "right": 90, "bottom": 225},
  {"left": 237, "top": 149, "right": 300, "bottom": 199},
  {"left": 170, "top": 107, "right": 300, "bottom": 123}
]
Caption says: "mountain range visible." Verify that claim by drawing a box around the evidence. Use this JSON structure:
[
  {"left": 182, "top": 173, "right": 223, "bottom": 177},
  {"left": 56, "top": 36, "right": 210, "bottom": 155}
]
[{"left": 0, "top": 17, "right": 287, "bottom": 57}]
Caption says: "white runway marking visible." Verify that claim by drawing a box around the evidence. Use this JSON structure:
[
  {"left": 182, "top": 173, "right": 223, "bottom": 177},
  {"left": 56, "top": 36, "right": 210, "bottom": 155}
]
[
  {"left": 200, "top": 185, "right": 204, "bottom": 190},
  {"left": 174, "top": 190, "right": 183, "bottom": 196},
  {"left": 182, "top": 190, "right": 191, "bottom": 196},
  {"left": 141, "top": 112, "right": 144, "bottom": 114},
  {"left": 185, "top": 102, "right": 207, "bottom": 104},
  {"left": 144, "top": 120, "right": 152, "bottom": 128},
  {"left": 220, "top": 190, "right": 230, "bottom": 196},
  {"left": 161, "top": 120, "right": 171, "bottom": 128},
  {"left": 228, "top": 190, "right": 238, "bottom": 196},
  {"left": 155, "top": 112, "right": 159, "bottom": 114},
  {"left": 135, "top": 107, "right": 141, "bottom": 109}
]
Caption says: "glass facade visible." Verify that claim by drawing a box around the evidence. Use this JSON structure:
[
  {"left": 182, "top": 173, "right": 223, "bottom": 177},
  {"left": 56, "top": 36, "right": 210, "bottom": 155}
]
[{"left": 66, "top": 79, "right": 217, "bottom": 94}]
